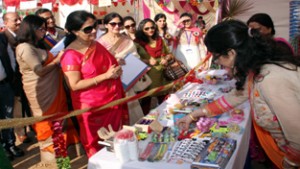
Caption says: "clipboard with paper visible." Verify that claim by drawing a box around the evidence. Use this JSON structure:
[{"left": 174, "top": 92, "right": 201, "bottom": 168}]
[
  {"left": 121, "top": 53, "right": 150, "bottom": 91},
  {"left": 49, "top": 37, "right": 65, "bottom": 56}
]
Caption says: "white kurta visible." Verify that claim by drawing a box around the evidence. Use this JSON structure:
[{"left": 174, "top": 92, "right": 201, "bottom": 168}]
[
  {"left": 174, "top": 29, "right": 207, "bottom": 70},
  {"left": 175, "top": 44, "right": 202, "bottom": 70}
]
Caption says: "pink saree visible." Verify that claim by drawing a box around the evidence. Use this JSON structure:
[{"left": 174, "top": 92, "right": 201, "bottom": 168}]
[{"left": 61, "top": 42, "right": 129, "bottom": 157}]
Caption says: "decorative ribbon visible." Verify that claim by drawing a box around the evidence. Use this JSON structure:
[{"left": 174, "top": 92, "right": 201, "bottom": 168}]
[
  {"left": 178, "top": 1, "right": 215, "bottom": 15},
  {"left": 143, "top": 0, "right": 151, "bottom": 19},
  {"left": 155, "top": 0, "right": 178, "bottom": 14},
  {"left": 3, "top": 0, "right": 20, "bottom": 7},
  {"left": 203, "top": 1, "right": 216, "bottom": 13}
]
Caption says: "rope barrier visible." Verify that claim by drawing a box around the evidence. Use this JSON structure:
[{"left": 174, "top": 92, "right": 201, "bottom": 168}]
[{"left": 0, "top": 53, "right": 212, "bottom": 130}]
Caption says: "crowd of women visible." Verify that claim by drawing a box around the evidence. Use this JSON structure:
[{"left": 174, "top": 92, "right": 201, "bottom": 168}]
[{"left": 1, "top": 9, "right": 300, "bottom": 169}]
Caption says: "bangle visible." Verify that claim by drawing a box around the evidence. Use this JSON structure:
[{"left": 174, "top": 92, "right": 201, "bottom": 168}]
[
  {"left": 189, "top": 114, "right": 197, "bottom": 122},
  {"left": 93, "top": 77, "right": 98, "bottom": 86},
  {"left": 202, "top": 108, "right": 209, "bottom": 117},
  {"left": 283, "top": 157, "right": 300, "bottom": 168}
]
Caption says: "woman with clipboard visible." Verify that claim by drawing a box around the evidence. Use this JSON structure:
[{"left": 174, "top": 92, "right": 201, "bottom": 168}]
[{"left": 97, "top": 12, "right": 144, "bottom": 125}]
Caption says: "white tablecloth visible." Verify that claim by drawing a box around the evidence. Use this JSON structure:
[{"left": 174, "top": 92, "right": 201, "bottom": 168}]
[{"left": 88, "top": 83, "right": 251, "bottom": 169}]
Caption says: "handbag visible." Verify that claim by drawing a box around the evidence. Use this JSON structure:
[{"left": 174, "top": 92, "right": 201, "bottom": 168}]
[
  {"left": 133, "top": 74, "right": 152, "bottom": 92},
  {"left": 164, "top": 59, "right": 189, "bottom": 81}
]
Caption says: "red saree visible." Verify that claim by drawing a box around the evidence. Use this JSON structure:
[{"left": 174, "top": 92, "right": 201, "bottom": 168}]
[{"left": 61, "top": 42, "right": 128, "bottom": 157}]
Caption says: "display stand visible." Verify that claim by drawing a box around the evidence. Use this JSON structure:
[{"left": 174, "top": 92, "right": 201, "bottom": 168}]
[{"left": 88, "top": 80, "right": 251, "bottom": 169}]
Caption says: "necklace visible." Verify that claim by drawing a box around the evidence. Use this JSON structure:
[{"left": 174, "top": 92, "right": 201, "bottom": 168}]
[
  {"left": 71, "top": 40, "right": 93, "bottom": 64},
  {"left": 149, "top": 39, "right": 156, "bottom": 48},
  {"left": 106, "top": 33, "right": 121, "bottom": 45},
  {"left": 77, "top": 37, "right": 91, "bottom": 46},
  {"left": 75, "top": 40, "right": 91, "bottom": 53}
]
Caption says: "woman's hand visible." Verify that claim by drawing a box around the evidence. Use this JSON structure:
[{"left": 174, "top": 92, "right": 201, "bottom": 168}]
[
  {"left": 117, "top": 58, "right": 126, "bottom": 66},
  {"left": 176, "top": 17, "right": 187, "bottom": 27},
  {"left": 149, "top": 57, "right": 157, "bottom": 66},
  {"left": 176, "top": 115, "right": 194, "bottom": 131},
  {"left": 160, "top": 58, "right": 168, "bottom": 66},
  {"left": 176, "top": 108, "right": 206, "bottom": 131},
  {"left": 53, "top": 50, "right": 65, "bottom": 65},
  {"left": 105, "top": 64, "right": 123, "bottom": 79},
  {"left": 165, "top": 54, "right": 173, "bottom": 61}
]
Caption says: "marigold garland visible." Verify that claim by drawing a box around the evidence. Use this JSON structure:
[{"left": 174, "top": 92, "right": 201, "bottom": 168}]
[{"left": 52, "top": 121, "right": 70, "bottom": 169}]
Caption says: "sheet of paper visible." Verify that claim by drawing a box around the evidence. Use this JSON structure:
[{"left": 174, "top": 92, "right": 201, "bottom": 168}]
[
  {"left": 121, "top": 54, "right": 149, "bottom": 91},
  {"left": 49, "top": 37, "right": 65, "bottom": 57}
]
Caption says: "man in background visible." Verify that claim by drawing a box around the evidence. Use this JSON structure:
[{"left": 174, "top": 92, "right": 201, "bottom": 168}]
[
  {"left": 195, "top": 15, "right": 206, "bottom": 31},
  {"left": 0, "top": 12, "right": 25, "bottom": 160},
  {"left": 35, "top": 8, "right": 65, "bottom": 49}
]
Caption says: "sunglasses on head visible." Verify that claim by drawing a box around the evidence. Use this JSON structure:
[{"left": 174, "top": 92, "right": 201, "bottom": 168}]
[
  {"left": 108, "top": 22, "right": 123, "bottom": 27},
  {"left": 144, "top": 26, "right": 155, "bottom": 31},
  {"left": 124, "top": 23, "right": 136, "bottom": 29},
  {"left": 81, "top": 22, "right": 98, "bottom": 34}
]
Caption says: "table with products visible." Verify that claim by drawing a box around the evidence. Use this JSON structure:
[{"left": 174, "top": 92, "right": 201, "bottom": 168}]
[{"left": 88, "top": 70, "right": 251, "bottom": 169}]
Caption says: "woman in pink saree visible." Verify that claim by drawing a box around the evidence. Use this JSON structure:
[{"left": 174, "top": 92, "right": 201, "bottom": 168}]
[{"left": 61, "top": 11, "right": 128, "bottom": 157}]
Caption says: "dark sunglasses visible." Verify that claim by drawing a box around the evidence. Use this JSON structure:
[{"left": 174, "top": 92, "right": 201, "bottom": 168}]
[
  {"left": 81, "top": 22, "right": 98, "bottom": 34},
  {"left": 144, "top": 26, "right": 155, "bottom": 31},
  {"left": 182, "top": 19, "right": 191, "bottom": 23},
  {"left": 124, "top": 23, "right": 136, "bottom": 29},
  {"left": 108, "top": 22, "right": 123, "bottom": 27},
  {"left": 38, "top": 27, "right": 46, "bottom": 32}
]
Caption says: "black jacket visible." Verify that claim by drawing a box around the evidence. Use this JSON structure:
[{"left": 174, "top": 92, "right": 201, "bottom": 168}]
[{"left": 0, "top": 33, "right": 14, "bottom": 83}]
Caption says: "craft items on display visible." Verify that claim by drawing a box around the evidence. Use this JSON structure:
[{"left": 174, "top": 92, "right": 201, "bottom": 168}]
[
  {"left": 197, "top": 69, "right": 231, "bottom": 84},
  {"left": 168, "top": 138, "right": 210, "bottom": 163},
  {"left": 209, "top": 123, "right": 229, "bottom": 138},
  {"left": 136, "top": 131, "right": 148, "bottom": 141},
  {"left": 196, "top": 117, "right": 217, "bottom": 133},
  {"left": 94, "top": 69, "right": 246, "bottom": 168},
  {"left": 139, "top": 127, "right": 175, "bottom": 162},
  {"left": 114, "top": 129, "right": 139, "bottom": 163},
  {"left": 151, "top": 127, "right": 175, "bottom": 143},
  {"left": 191, "top": 137, "right": 237, "bottom": 169},
  {"left": 139, "top": 142, "right": 167, "bottom": 162},
  {"left": 97, "top": 124, "right": 116, "bottom": 152},
  {"left": 228, "top": 109, "right": 245, "bottom": 124},
  {"left": 135, "top": 118, "right": 155, "bottom": 133}
]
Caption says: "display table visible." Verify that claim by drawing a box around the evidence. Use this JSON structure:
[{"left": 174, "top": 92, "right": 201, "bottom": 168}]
[{"left": 88, "top": 82, "right": 251, "bottom": 169}]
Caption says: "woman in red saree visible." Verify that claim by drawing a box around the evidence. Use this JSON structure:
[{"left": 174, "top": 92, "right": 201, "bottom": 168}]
[{"left": 61, "top": 11, "right": 128, "bottom": 158}]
